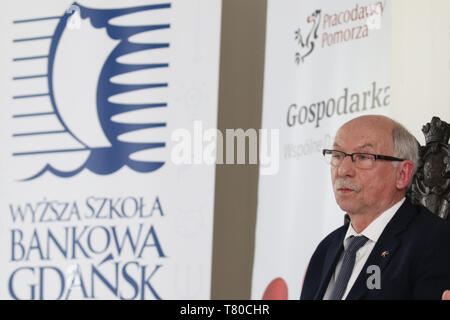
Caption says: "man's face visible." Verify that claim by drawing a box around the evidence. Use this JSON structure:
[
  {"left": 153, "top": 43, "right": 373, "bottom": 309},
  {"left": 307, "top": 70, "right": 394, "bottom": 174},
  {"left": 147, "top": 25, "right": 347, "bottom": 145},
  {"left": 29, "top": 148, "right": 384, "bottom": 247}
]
[{"left": 331, "top": 119, "right": 399, "bottom": 216}]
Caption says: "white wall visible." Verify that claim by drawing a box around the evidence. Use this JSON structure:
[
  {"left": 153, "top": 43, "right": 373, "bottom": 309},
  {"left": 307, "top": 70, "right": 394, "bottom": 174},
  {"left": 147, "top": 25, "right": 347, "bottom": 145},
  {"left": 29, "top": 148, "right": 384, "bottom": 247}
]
[{"left": 391, "top": 0, "right": 450, "bottom": 144}]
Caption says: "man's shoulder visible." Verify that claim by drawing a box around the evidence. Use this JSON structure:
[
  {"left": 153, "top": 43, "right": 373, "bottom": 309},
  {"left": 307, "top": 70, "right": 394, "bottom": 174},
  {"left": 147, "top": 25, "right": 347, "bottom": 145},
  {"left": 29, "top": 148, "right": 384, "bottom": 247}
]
[
  {"left": 315, "top": 223, "right": 348, "bottom": 251},
  {"left": 407, "top": 201, "right": 450, "bottom": 232},
  {"left": 401, "top": 200, "right": 450, "bottom": 244}
]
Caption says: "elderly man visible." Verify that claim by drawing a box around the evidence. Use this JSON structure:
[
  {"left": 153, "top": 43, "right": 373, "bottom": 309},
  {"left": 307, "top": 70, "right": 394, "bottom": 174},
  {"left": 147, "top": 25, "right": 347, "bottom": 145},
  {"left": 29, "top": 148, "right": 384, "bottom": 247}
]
[{"left": 300, "top": 115, "right": 450, "bottom": 300}]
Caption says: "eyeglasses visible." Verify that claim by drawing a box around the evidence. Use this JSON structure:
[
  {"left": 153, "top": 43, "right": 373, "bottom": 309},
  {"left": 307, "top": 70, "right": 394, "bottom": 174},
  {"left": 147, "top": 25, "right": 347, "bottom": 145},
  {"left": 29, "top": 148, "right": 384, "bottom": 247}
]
[{"left": 322, "top": 149, "right": 405, "bottom": 169}]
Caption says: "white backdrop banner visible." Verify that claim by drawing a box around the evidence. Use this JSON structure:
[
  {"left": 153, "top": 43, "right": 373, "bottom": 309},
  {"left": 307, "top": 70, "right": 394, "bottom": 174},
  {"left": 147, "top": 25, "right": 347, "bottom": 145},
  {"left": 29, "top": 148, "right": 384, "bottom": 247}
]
[
  {"left": 252, "top": 0, "right": 391, "bottom": 299},
  {"left": 0, "top": 0, "right": 221, "bottom": 300}
]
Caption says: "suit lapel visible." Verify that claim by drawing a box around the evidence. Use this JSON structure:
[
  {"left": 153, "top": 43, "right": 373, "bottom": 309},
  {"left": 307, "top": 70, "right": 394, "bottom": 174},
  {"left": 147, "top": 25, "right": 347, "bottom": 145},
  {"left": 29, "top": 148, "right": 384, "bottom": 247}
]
[
  {"left": 313, "top": 226, "right": 347, "bottom": 300},
  {"left": 345, "top": 230, "right": 400, "bottom": 299},
  {"left": 345, "top": 199, "right": 417, "bottom": 300}
]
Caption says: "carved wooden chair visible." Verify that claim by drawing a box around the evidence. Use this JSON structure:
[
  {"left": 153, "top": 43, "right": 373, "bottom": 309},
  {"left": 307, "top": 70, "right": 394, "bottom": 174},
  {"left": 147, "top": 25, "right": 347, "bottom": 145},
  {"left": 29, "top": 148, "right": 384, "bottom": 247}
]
[{"left": 407, "top": 116, "right": 450, "bottom": 223}]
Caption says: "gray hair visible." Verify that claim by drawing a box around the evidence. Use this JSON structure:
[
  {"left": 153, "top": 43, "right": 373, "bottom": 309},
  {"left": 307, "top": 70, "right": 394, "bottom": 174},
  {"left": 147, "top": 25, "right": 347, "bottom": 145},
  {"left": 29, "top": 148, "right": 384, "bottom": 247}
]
[{"left": 392, "top": 121, "right": 419, "bottom": 177}]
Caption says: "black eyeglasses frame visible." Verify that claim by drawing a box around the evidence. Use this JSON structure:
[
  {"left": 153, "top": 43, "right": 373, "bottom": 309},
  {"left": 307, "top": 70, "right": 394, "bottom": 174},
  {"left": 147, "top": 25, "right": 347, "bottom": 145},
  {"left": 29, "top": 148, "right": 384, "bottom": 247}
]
[{"left": 322, "top": 149, "right": 405, "bottom": 164}]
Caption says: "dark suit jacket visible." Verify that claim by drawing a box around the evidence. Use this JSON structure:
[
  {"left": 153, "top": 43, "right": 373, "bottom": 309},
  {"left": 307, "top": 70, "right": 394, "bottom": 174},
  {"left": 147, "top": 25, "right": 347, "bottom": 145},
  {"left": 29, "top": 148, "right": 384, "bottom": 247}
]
[{"left": 300, "top": 199, "right": 450, "bottom": 300}]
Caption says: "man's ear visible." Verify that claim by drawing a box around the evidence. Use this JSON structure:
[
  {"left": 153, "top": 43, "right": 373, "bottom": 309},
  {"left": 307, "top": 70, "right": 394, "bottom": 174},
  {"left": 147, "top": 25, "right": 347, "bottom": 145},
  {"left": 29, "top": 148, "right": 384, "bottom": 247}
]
[{"left": 396, "top": 160, "right": 415, "bottom": 190}]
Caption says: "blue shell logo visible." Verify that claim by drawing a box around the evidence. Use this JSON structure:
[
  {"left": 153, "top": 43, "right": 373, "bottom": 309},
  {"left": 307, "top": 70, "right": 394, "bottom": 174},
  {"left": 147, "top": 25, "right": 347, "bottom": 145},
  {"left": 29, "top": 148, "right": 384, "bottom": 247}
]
[{"left": 12, "top": 2, "right": 170, "bottom": 181}]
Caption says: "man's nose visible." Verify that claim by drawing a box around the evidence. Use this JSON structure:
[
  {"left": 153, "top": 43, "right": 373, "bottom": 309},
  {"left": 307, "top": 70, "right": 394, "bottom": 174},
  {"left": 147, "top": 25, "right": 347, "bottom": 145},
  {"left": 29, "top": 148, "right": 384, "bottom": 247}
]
[{"left": 337, "top": 155, "right": 355, "bottom": 177}]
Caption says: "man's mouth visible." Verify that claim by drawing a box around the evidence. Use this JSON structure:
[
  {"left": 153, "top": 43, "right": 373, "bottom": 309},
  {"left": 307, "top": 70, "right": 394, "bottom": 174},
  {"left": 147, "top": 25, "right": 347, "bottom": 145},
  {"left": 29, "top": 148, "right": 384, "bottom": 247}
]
[{"left": 338, "top": 188, "right": 354, "bottom": 193}]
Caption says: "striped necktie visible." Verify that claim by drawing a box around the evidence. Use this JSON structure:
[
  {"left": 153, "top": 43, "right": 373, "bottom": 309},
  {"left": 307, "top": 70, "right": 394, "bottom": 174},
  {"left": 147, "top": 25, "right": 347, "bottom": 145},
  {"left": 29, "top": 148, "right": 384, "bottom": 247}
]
[{"left": 329, "top": 235, "right": 369, "bottom": 300}]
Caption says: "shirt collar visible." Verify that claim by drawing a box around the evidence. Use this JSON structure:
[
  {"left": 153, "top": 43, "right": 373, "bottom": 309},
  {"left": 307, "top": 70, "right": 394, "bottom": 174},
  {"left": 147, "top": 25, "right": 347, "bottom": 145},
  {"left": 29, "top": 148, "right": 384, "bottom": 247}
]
[{"left": 344, "top": 197, "right": 405, "bottom": 247}]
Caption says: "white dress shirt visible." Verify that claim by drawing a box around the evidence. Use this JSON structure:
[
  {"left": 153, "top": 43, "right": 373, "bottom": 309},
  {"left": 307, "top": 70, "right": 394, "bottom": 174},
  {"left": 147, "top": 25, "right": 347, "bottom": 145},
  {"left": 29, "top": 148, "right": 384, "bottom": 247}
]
[{"left": 323, "top": 197, "right": 405, "bottom": 300}]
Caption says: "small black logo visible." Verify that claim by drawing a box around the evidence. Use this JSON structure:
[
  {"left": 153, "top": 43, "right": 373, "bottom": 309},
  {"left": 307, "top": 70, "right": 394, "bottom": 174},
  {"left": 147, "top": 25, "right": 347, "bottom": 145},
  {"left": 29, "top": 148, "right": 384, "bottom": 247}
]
[{"left": 294, "top": 9, "right": 321, "bottom": 65}]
